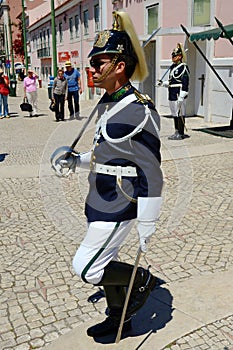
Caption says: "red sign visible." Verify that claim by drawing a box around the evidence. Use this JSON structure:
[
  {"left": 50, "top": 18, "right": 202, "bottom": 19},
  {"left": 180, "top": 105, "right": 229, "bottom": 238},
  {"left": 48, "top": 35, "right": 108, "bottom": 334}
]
[
  {"left": 58, "top": 52, "right": 71, "bottom": 63},
  {"left": 71, "top": 50, "right": 79, "bottom": 58}
]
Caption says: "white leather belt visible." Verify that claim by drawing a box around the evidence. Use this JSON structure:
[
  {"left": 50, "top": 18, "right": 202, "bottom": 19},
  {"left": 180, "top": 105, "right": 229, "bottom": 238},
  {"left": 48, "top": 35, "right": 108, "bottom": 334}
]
[
  {"left": 169, "top": 84, "right": 182, "bottom": 88},
  {"left": 92, "top": 163, "right": 137, "bottom": 177}
]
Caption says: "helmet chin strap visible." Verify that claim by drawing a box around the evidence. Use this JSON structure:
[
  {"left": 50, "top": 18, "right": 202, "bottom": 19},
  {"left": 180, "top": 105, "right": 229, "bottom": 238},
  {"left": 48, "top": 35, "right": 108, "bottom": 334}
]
[{"left": 94, "top": 54, "right": 119, "bottom": 83}]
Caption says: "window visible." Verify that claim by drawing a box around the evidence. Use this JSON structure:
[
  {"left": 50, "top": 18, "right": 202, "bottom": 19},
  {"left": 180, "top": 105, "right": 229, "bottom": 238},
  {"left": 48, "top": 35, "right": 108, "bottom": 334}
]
[
  {"left": 69, "top": 17, "right": 74, "bottom": 39},
  {"left": 75, "top": 15, "right": 79, "bottom": 37},
  {"left": 59, "top": 22, "right": 63, "bottom": 42},
  {"left": 43, "top": 29, "right": 46, "bottom": 47},
  {"left": 84, "top": 9, "right": 89, "bottom": 35},
  {"left": 94, "top": 4, "right": 100, "bottom": 32},
  {"left": 47, "top": 28, "right": 50, "bottom": 47},
  {"left": 147, "top": 4, "right": 159, "bottom": 34},
  {"left": 193, "top": 0, "right": 210, "bottom": 26},
  {"left": 39, "top": 31, "right": 43, "bottom": 49}
]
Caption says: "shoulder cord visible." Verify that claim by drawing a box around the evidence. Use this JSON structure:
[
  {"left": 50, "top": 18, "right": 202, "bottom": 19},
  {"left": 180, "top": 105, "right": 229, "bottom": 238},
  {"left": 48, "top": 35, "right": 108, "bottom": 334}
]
[
  {"left": 99, "top": 96, "right": 160, "bottom": 143},
  {"left": 94, "top": 94, "right": 160, "bottom": 204},
  {"left": 170, "top": 63, "right": 189, "bottom": 80}
]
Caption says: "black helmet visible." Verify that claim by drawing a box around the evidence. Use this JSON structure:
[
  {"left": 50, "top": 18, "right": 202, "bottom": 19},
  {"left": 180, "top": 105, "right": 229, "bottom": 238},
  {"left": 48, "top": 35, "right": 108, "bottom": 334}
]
[
  {"left": 88, "top": 30, "right": 137, "bottom": 61},
  {"left": 171, "top": 43, "right": 186, "bottom": 62},
  {"left": 88, "top": 11, "right": 148, "bottom": 82}
]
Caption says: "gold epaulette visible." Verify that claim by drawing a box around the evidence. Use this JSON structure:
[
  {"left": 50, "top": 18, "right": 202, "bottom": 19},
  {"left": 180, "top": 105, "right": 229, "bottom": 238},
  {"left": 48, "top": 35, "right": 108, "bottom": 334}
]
[{"left": 133, "top": 90, "right": 155, "bottom": 105}]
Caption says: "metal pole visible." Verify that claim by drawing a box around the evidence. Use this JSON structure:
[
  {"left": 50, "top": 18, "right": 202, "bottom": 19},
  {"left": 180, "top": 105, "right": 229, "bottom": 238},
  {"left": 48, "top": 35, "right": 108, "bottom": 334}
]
[
  {"left": 4, "top": 24, "right": 10, "bottom": 77},
  {"left": 51, "top": 0, "right": 57, "bottom": 77},
  {"left": 9, "top": 16, "right": 15, "bottom": 79},
  {"left": 181, "top": 24, "right": 233, "bottom": 99},
  {"left": 21, "top": 0, "right": 28, "bottom": 72},
  {"left": 215, "top": 17, "right": 233, "bottom": 46}
]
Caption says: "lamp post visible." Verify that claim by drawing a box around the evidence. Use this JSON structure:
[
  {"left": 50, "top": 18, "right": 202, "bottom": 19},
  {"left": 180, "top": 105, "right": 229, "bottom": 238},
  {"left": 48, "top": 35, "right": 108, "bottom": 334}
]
[
  {"left": 51, "top": 0, "right": 57, "bottom": 77},
  {"left": 9, "top": 16, "right": 15, "bottom": 79},
  {"left": 21, "top": 0, "right": 28, "bottom": 71}
]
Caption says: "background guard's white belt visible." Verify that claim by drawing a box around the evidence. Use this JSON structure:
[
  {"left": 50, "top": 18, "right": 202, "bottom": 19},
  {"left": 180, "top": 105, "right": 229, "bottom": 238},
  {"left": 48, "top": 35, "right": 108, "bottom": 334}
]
[
  {"left": 169, "top": 83, "right": 182, "bottom": 88},
  {"left": 92, "top": 163, "right": 137, "bottom": 177}
]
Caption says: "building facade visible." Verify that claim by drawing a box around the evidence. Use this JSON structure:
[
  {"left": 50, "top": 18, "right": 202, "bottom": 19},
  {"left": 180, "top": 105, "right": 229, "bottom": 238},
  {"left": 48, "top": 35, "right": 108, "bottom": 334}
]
[{"left": 1, "top": 0, "right": 232, "bottom": 123}]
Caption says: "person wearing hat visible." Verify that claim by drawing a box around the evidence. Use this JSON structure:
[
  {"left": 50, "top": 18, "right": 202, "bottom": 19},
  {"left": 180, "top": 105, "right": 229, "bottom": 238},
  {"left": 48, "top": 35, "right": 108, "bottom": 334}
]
[
  {"left": 0, "top": 68, "right": 10, "bottom": 119},
  {"left": 64, "top": 61, "right": 82, "bottom": 119},
  {"left": 158, "top": 43, "right": 190, "bottom": 140},
  {"left": 55, "top": 11, "right": 163, "bottom": 337},
  {"left": 23, "top": 69, "right": 39, "bottom": 116}
]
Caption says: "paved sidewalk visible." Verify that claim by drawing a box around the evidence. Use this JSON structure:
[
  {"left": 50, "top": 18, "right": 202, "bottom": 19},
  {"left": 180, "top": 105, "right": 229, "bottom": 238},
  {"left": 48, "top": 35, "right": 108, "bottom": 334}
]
[{"left": 0, "top": 83, "right": 232, "bottom": 350}]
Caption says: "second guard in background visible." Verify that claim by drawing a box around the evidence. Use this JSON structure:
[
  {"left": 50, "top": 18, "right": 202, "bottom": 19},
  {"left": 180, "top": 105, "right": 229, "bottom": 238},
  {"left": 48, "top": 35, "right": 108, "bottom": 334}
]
[{"left": 159, "top": 43, "right": 190, "bottom": 140}]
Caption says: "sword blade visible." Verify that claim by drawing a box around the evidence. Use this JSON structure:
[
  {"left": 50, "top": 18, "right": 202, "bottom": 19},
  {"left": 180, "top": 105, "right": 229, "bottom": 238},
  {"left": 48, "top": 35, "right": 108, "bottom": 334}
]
[{"left": 115, "top": 247, "right": 142, "bottom": 344}]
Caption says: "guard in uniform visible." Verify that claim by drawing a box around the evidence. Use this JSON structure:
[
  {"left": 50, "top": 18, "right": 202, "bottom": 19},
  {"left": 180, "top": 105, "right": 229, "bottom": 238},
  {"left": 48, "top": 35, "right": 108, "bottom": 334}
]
[
  {"left": 159, "top": 43, "right": 190, "bottom": 140},
  {"left": 56, "top": 11, "right": 163, "bottom": 338}
]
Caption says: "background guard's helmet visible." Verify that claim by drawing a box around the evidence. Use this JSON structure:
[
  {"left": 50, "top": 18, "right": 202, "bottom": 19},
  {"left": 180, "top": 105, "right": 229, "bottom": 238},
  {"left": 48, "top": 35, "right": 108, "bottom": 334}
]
[
  {"left": 172, "top": 43, "right": 187, "bottom": 62},
  {"left": 88, "top": 11, "right": 148, "bottom": 82}
]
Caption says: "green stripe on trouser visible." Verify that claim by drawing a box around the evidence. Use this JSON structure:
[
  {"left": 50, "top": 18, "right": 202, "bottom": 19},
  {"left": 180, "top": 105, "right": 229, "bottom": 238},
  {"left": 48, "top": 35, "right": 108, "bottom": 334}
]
[{"left": 81, "top": 222, "right": 120, "bottom": 283}]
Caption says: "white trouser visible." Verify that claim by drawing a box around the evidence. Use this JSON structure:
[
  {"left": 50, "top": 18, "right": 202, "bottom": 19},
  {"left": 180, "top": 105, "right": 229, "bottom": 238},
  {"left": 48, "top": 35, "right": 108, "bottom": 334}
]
[
  {"left": 73, "top": 220, "right": 135, "bottom": 285},
  {"left": 169, "top": 99, "right": 186, "bottom": 117},
  {"left": 26, "top": 91, "right": 38, "bottom": 113}
]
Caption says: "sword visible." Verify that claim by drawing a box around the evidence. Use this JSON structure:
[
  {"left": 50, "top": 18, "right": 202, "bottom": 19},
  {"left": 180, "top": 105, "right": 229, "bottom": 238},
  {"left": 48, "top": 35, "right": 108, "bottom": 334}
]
[
  {"left": 115, "top": 247, "right": 142, "bottom": 343},
  {"left": 143, "top": 27, "right": 161, "bottom": 48},
  {"left": 156, "top": 66, "right": 171, "bottom": 85}
]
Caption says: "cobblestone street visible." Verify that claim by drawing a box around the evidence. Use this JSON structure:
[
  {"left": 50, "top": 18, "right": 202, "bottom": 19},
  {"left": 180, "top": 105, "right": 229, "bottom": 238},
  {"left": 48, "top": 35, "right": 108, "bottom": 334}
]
[{"left": 0, "top": 83, "right": 233, "bottom": 349}]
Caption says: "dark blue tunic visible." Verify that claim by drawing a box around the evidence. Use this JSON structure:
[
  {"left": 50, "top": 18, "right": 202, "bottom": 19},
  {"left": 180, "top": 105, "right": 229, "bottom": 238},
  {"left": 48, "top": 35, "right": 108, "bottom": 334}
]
[
  {"left": 85, "top": 83, "right": 163, "bottom": 222},
  {"left": 168, "top": 63, "right": 190, "bottom": 101}
]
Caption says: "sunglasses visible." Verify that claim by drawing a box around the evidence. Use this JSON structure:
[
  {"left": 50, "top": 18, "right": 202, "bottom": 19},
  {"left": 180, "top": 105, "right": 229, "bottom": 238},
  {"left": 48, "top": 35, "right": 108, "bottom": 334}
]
[{"left": 89, "top": 59, "right": 111, "bottom": 69}]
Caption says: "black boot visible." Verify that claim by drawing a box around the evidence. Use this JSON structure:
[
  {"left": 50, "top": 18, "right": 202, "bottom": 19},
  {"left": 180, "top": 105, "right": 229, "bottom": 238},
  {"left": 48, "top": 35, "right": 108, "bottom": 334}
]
[
  {"left": 127, "top": 267, "right": 157, "bottom": 315},
  {"left": 168, "top": 117, "right": 180, "bottom": 139},
  {"left": 99, "top": 262, "right": 156, "bottom": 316},
  {"left": 87, "top": 261, "right": 157, "bottom": 337},
  {"left": 178, "top": 116, "right": 184, "bottom": 137},
  {"left": 87, "top": 285, "right": 131, "bottom": 337},
  {"left": 178, "top": 116, "right": 190, "bottom": 139}
]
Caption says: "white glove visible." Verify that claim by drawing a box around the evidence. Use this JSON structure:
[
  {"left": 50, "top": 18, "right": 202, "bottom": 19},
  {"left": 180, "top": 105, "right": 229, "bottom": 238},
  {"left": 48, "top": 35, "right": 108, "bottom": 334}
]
[
  {"left": 177, "top": 91, "right": 188, "bottom": 109},
  {"left": 177, "top": 96, "right": 184, "bottom": 109},
  {"left": 57, "top": 152, "right": 80, "bottom": 176},
  {"left": 79, "top": 152, "right": 91, "bottom": 170},
  {"left": 137, "top": 197, "right": 162, "bottom": 253},
  {"left": 162, "top": 80, "right": 169, "bottom": 88},
  {"left": 137, "top": 221, "right": 156, "bottom": 253}
]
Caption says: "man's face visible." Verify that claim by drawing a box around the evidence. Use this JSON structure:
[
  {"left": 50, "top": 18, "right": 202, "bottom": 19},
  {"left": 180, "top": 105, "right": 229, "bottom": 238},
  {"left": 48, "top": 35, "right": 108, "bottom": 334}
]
[
  {"left": 172, "top": 54, "right": 182, "bottom": 64},
  {"left": 66, "top": 65, "right": 72, "bottom": 71},
  {"left": 89, "top": 54, "right": 115, "bottom": 88}
]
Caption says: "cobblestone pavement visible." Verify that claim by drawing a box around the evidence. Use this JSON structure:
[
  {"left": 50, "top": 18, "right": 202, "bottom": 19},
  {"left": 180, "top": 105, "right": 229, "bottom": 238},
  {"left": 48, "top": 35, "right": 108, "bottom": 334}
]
[{"left": 0, "top": 83, "right": 232, "bottom": 349}]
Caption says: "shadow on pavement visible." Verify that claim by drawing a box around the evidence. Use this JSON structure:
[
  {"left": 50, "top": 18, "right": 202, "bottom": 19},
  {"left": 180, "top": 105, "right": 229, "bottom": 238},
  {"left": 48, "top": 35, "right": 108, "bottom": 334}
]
[
  {"left": 23, "top": 113, "right": 48, "bottom": 118},
  {"left": 0, "top": 153, "right": 8, "bottom": 162},
  {"left": 8, "top": 112, "right": 20, "bottom": 118},
  {"left": 93, "top": 285, "right": 174, "bottom": 346}
]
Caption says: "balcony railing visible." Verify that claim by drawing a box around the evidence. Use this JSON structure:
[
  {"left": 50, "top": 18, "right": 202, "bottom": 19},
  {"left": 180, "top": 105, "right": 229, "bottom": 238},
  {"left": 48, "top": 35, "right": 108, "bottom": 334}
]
[{"left": 37, "top": 47, "right": 51, "bottom": 58}]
